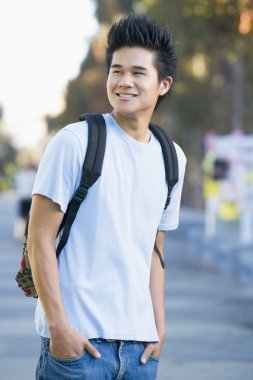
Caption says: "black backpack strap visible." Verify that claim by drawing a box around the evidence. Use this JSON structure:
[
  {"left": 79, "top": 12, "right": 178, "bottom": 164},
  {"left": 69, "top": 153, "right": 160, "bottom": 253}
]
[
  {"left": 149, "top": 124, "right": 179, "bottom": 209},
  {"left": 56, "top": 113, "right": 107, "bottom": 257},
  {"left": 149, "top": 124, "right": 179, "bottom": 270},
  {"left": 154, "top": 230, "right": 165, "bottom": 270}
]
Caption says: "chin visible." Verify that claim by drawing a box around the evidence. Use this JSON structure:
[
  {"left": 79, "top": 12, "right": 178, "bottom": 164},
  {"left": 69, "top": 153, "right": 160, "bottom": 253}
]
[{"left": 115, "top": 102, "right": 144, "bottom": 113}]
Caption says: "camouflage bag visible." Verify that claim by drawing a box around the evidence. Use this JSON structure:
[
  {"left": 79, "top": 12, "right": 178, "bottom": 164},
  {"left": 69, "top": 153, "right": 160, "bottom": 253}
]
[{"left": 15, "top": 222, "right": 38, "bottom": 297}]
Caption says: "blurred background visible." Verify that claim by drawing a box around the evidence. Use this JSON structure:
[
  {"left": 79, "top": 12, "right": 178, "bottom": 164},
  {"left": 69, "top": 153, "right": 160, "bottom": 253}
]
[{"left": 0, "top": 0, "right": 253, "bottom": 379}]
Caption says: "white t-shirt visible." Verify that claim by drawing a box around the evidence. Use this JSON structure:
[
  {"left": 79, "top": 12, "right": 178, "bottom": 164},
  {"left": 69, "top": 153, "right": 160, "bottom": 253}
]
[{"left": 32, "top": 113, "right": 186, "bottom": 342}]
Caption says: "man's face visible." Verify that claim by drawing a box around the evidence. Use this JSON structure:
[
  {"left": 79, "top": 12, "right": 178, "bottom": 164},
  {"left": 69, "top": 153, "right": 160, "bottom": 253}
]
[{"left": 107, "top": 46, "right": 171, "bottom": 116}]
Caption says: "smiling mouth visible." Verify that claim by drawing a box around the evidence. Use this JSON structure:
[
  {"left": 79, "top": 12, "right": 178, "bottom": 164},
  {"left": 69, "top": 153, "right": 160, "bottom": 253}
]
[{"left": 115, "top": 93, "right": 138, "bottom": 99}]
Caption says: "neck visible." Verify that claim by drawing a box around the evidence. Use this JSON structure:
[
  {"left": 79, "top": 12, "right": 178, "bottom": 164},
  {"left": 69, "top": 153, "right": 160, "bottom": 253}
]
[{"left": 111, "top": 110, "right": 152, "bottom": 144}]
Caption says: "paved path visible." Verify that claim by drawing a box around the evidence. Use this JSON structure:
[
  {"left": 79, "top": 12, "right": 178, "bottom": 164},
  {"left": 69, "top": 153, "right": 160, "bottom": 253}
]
[
  {"left": 159, "top": 225, "right": 253, "bottom": 379},
  {"left": 0, "top": 193, "right": 252, "bottom": 379},
  {"left": 0, "top": 192, "right": 39, "bottom": 380}
]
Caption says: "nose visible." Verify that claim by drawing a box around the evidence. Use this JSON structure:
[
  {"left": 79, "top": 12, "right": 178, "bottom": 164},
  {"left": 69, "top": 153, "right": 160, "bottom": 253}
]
[{"left": 118, "top": 74, "right": 133, "bottom": 87}]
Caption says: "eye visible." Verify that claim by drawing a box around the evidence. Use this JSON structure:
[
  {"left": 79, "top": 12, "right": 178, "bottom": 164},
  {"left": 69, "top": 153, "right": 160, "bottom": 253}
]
[
  {"left": 134, "top": 72, "right": 144, "bottom": 76},
  {"left": 113, "top": 70, "right": 122, "bottom": 74}
]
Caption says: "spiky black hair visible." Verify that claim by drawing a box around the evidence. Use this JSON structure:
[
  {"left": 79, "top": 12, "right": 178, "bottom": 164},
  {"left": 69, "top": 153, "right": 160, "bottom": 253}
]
[{"left": 106, "top": 13, "right": 178, "bottom": 108}]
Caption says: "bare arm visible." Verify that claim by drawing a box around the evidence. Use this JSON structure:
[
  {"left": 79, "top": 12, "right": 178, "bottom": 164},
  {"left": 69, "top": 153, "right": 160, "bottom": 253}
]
[
  {"left": 141, "top": 230, "right": 166, "bottom": 363},
  {"left": 150, "top": 230, "right": 166, "bottom": 343},
  {"left": 28, "top": 194, "right": 100, "bottom": 359},
  {"left": 28, "top": 194, "right": 67, "bottom": 331}
]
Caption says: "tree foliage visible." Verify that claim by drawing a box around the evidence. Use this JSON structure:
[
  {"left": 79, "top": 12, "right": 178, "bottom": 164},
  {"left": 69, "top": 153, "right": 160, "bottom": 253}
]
[{"left": 0, "top": 107, "right": 18, "bottom": 191}]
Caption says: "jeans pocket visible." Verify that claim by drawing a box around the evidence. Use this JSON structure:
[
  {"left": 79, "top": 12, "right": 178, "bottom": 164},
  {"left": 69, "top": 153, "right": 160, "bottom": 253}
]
[
  {"left": 140, "top": 342, "right": 160, "bottom": 363},
  {"left": 149, "top": 354, "right": 160, "bottom": 363},
  {"left": 48, "top": 349, "right": 87, "bottom": 364}
]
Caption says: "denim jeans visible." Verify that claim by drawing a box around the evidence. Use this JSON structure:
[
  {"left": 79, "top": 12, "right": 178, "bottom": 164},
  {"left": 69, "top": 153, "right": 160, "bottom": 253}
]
[{"left": 36, "top": 337, "right": 159, "bottom": 380}]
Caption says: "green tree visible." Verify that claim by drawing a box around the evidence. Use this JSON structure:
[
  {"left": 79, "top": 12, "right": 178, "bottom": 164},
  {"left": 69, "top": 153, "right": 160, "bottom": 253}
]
[
  {"left": 0, "top": 106, "right": 18, "bottom": 191},
  {"left": 144, "top": 0, "right": 253, "bottom": 206}
]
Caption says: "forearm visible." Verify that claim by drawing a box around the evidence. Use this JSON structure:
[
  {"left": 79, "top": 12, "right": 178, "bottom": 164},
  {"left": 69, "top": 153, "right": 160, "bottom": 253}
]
[
  {"left": 28, "top": 237, "right": 69, "bottom": 333},
  {"left": 28, "top": 195, "right": 69, "bottom": 335},
  {"left": 149, "top": 231, "right": 166, "bottom": 339}
]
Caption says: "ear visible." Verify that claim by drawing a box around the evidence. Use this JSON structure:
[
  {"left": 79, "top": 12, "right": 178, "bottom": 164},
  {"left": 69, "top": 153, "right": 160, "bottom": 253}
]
[{"left": 159, "top": 76, "right": 173, "bottom": 96}]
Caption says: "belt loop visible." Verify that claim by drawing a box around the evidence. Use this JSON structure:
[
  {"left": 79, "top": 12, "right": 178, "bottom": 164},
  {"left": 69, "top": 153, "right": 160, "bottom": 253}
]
[{"left": 41, "top": 337, "right": 50, "bottom": 349}]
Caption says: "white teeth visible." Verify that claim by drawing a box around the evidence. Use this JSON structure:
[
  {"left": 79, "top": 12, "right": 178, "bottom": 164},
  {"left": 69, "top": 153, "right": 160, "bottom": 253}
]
[{"left": 117, "top": 93, "right": 136, "bottom": 99}]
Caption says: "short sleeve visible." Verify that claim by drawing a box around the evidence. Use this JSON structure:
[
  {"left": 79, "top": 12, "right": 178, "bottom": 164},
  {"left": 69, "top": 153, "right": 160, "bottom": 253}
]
[
  {"left": 158, "top": 143, "right": 187, "bottom": 231},
  {"left": 32, "top": 127, "right": 86, "bottom": 213}
]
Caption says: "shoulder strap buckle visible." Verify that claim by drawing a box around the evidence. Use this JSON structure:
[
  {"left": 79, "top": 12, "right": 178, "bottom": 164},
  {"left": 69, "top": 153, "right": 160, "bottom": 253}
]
[{"left": 74, "top": 186, "right": 89, "bottom": 202}]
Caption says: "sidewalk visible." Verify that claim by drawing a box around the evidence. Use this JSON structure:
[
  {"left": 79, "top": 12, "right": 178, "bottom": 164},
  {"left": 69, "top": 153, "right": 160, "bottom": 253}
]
[
  {"left": 0, "top": 194, "right": 253, "bottom": 379},
  {"left": 0, "top": 192, "right": 39, "bottom": 380},
  {"left": 158, "top": 209, "right": 253, "bottom": 380}
]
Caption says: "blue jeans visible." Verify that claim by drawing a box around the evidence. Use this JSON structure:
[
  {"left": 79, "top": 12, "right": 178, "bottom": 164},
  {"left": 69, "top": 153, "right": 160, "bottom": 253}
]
[{"left": 36, "top": 337, "right": 159, "bottom": 380}]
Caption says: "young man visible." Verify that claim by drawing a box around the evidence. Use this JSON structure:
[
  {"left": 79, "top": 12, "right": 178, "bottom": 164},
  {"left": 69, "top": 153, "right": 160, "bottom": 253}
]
[{"left": 29, "top": 13, "right": 186, "bottom": 380}]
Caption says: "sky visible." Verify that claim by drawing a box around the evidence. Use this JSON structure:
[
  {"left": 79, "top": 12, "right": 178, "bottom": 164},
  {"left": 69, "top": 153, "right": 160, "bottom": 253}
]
[{"left": 0, "top": 0, "right": 98, "bottom": 148}]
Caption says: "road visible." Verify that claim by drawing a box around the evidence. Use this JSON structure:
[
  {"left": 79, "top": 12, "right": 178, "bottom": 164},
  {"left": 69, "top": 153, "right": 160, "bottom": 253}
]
[{"left": 0, "top": 192, "right": 252, "bottom": 380}]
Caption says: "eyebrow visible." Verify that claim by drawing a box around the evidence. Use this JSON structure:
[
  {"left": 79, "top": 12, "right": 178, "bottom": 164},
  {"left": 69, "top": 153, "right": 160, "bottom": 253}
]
[{"left": 111, "top": 64, "right": 148, "bottom": 71}]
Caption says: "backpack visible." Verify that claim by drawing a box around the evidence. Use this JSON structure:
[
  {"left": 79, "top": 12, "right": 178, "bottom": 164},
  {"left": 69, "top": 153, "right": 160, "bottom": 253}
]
[{"left": 15, "top": 113, "right": 179, "bottom": 298}]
